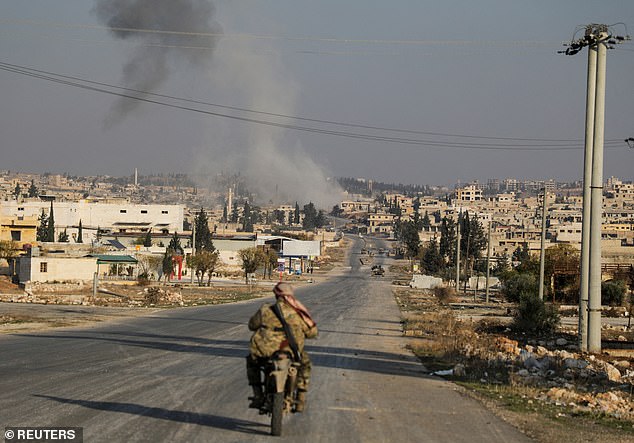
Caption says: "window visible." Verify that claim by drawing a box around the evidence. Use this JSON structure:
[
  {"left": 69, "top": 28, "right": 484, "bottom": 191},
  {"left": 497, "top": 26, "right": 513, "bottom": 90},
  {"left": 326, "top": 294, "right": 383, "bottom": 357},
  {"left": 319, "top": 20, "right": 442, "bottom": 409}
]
[
  {"left": 10, "top": 231, "right": 21, "bottom": 241},
  {"left": 141, "top": 210, "right": 148, "bottom": 214},
  {"left": 120, "top": 209, "right": 127, "bottom": 213},
  {"left": 162, "top": 210, "right": 168, "bottom": 214},
  {"left": 17, "top": 207, "right": 24, "bottom": 211},
  {"left": 40, "top": 262, "right": 48, "bottom": 273}
]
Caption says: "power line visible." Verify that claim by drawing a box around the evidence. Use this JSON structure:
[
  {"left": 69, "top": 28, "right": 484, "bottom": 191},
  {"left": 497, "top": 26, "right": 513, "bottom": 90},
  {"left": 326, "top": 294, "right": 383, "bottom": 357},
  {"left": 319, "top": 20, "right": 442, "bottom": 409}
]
[
  {"left": 0, "top": 18, "right": 560, "bottom": 47},
  {"left": 2, "top": 60, "right": 616, "bottom": 144},
  {"left": 0, "top": 61, "right": 625, "bottom": 151}
]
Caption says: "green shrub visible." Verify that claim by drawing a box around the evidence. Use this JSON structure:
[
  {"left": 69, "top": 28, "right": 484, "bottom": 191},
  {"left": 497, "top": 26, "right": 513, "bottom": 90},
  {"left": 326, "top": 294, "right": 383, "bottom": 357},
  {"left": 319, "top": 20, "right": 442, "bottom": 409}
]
[
  {"left": 512, "top": 293, "right": 560, "bottom": 334},
  {"left": 601, "top": 280, "right": 627, "bottom": 307},
  {"left": 501, "top": 272, "right": 539, "bottom": 303}
]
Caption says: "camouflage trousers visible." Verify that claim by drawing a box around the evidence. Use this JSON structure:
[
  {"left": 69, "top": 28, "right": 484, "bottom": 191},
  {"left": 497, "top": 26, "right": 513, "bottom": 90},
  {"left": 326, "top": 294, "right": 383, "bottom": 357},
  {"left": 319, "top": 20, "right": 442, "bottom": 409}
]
[{"left": 246, "top": 352, "right": 312, "bottom": 391}]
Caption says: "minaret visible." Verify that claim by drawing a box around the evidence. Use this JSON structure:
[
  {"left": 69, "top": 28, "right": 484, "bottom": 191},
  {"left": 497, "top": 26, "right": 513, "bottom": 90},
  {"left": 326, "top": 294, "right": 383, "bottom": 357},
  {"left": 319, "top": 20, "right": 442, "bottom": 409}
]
[
  {"left": 227, "top": 187, "right": 233, "bottom": 215},
  {"left": 134, "top": 168, "right": 138, "bottom": 187}
]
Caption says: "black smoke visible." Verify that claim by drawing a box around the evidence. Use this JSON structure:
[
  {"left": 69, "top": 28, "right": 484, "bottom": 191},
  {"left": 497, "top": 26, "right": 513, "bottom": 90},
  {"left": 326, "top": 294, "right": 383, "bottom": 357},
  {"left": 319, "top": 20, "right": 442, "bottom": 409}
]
[{"left": 92, "top": 0, "right": 221, "bottom": 125}]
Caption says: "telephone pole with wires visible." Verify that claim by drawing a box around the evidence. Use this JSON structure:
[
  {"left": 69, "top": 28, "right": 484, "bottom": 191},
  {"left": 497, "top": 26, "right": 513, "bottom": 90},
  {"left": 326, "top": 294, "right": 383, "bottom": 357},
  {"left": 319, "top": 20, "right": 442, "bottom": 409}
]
[{"left": 560, "top": 24, "right": 630, "bottom": 353}]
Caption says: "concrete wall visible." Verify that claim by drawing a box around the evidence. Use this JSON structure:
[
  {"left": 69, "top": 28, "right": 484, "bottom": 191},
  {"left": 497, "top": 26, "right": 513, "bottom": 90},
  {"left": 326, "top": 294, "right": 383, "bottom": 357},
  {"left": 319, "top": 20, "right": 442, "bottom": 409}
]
[{"left": 19, "top": 256, "right": 97, "bottom": 283}]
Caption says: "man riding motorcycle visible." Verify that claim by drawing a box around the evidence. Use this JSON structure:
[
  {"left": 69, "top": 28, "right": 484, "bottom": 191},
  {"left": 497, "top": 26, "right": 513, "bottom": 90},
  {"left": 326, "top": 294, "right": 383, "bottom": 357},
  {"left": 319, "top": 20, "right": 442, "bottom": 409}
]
[{"left": 247, "top": 282, "right": 318, "bottom": 412}]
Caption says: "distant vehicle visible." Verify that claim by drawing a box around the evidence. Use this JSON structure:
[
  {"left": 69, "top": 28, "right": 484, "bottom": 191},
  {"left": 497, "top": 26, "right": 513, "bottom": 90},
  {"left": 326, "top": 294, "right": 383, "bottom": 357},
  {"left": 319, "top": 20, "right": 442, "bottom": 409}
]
[{"left": 371, "top": 265, "right": 385, "bottom": 276}]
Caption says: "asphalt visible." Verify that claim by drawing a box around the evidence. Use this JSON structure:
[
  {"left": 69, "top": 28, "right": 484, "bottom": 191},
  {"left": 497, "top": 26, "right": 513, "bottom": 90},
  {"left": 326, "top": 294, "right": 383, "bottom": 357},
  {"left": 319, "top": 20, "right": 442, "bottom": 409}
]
[{"left": 0, "top": 238, "right": 532, "bottom": 442}]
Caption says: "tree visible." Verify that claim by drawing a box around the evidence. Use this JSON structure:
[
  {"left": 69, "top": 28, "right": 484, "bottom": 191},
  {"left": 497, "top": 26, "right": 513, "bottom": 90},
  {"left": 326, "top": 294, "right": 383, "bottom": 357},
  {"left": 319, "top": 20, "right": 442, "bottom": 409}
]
[
  {"left": 57, "top": 228, "right": 69, "bottom": 243},
  {"left": 399, "top": 220, "right": 420, "bottom": 260},
  {"left": 13, "top": 183, "right": 21, "bottom": 200},
  {"left": 421, "top": 238, "right": 443, "bottom": 275},
  {"left": 36, "top": 209, "right": 48, "bottom": 242},
  {"left": 168, "top": 231, "right": 184, "bottom": 255},
  {"left": 222, "top": 204, "right": 228, "bottom": 223},
  {"left": 330, "top": 205, "right": 344, "bottom": 217},
  {"left": 189, "top": 250, "right": 221, "bottom": 286},
  {"left": 602, "top": 280, "right": 627, "bottom": 307},
  {"left": 143, "top": 229, "right": 152, "bottom": 247},
  {"left": 77, "top": 220, "right": 83, "bottom": 243},
  {"left": 194, "top": 208, "right": 215, "bottom": 253},
  {"left": 0, "top": 240, "right": 18, "bottom": 265},
  {"left": 439, "top": 217, "right": 456, "bottom": 264},
  {"left": 421, "top": 211, "right": 431, "bottom": 231},
  {"left": 161, "top": 249, "right": 174, "bottom": 282},
  {"left": 230, "top": 202, "right": 239, "bottom": 223},
  {"left": 137, "top": 254, "right": 161, "bottom": 282},
  {"left": 302, "top": 202, "right": 318, "bottom": 230},
  {"left": 46, "top": 201, "right": 55, "bottom": 242},
  {"left": 242, "top": 201, "right": 254, "bottom": 232},
  {"left": 238, "top": 247, "right": 266, "bottom": 284},
  {"left": 28, "top": 180, "right": 39, "bottom": 198},
  {"left": 501, "top": 272, "right": 539, "bottom": 303},
  {"left": 263, "top": 248, "right": 279, "bottom": 279},
  {"left": 293, "top": 202, "right": 301, "bottom": 225}
]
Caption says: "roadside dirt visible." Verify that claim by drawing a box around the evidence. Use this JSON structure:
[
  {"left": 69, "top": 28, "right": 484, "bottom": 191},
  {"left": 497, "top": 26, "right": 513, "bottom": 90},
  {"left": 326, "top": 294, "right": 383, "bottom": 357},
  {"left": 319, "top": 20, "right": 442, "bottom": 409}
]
[{"left": 394, "top": 283, "right": 634, "bottom": 443}]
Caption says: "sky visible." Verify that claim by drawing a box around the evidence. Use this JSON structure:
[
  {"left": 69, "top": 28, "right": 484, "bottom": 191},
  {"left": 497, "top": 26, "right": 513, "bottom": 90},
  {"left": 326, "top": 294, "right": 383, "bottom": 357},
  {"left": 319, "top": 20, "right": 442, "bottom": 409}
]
[{"left": 0, "top": 1, "right": 633, "bottom": 205}]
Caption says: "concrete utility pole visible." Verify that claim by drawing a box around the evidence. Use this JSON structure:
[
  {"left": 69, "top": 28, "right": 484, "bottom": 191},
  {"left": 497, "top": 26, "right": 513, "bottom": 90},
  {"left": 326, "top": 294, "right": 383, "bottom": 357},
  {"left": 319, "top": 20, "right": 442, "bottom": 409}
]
[
  {"left": 455, "top": 210, "right": 461, "bottom": 290},
  {"left": 561, "top": 24, "right": 629, "bottom": 353},
  {"left": 485, "top": 217, "right": 492, "bottom": 303},
  {"left": 579, "top": 40, "right": 597, "bottom": 352},
  {"left": 191, "top": 216, "right": 196, "bottom": 285},
  {"left": 587, "top": 30, "right": 608, "bottom": 353},
  {"left": 538, "top": 189, "right": 548, "bottom": 301}
]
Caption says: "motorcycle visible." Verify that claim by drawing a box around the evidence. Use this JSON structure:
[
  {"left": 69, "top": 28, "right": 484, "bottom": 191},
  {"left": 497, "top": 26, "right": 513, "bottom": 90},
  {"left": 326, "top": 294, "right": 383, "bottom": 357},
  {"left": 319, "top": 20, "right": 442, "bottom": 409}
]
[{"left": 255, "top": 351, "right": 301, "bottom": 436}]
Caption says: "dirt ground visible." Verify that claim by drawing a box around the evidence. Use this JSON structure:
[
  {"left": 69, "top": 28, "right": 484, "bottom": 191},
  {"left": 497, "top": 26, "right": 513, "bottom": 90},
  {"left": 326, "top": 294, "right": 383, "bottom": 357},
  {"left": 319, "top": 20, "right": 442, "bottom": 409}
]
[{"left": 395, "top": 284, "right": 634, "bottom": 443}]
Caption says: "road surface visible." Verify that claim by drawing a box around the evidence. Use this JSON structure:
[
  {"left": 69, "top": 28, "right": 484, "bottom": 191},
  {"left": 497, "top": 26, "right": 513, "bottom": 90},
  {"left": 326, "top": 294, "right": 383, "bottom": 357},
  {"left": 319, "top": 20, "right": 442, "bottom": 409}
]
[{"left": 0, "top": 239, "right": 531, "bottom": 442}]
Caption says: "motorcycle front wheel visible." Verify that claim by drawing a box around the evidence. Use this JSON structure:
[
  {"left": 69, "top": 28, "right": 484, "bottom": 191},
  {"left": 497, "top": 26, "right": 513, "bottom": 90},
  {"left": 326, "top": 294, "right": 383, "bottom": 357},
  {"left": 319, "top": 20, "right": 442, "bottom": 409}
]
[{"left": 270, "top": 392, "right": 284, "bottom": 436}]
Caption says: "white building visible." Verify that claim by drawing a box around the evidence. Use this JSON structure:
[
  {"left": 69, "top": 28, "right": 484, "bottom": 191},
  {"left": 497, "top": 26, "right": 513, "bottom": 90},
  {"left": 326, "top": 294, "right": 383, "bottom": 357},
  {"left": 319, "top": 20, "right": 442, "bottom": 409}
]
[{"left": 0, "top": 200, "right": 184, "bottom": 243}]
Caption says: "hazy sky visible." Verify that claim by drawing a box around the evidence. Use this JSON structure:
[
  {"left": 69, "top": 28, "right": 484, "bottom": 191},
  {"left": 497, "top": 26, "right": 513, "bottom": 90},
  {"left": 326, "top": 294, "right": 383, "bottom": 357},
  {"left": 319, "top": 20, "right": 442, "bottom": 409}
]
[{"left": 1, "top": 1, "right": 633, "bottom": 195}]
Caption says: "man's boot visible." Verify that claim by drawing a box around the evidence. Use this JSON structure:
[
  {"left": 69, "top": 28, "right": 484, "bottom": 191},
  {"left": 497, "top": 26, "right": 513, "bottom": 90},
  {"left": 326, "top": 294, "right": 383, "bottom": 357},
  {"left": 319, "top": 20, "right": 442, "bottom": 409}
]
[
  {"left": 249, "top": 384, "right": 264, "bottom": 409},
  {"left": 295, "top": 390, "right": 307, "bottom": 413}
]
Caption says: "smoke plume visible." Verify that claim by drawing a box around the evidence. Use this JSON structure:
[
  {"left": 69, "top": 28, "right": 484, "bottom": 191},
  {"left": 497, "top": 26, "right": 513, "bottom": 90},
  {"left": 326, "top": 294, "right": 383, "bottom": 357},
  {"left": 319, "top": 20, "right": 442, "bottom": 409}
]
[
  {"left": 192, "top": 36, "right": 343, "bottom": 209},
  {"left": 93, "top": 0, "right": 221, "bottom": 125}
]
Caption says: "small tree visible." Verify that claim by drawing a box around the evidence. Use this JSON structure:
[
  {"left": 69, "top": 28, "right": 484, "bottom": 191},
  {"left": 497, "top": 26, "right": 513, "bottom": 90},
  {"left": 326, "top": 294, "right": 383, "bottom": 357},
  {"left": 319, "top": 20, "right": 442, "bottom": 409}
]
[
  {"left": 36, "top": 209, "right": 48, "bottom": 242},
  {"left": 28, "top": 180, "right": 39, "bottom": 198},
  {"left": 238, "top": 247, "right": 266, "bottom": 284},
  {"left": 137, "top": 254, "right": 161, "bottom": 283},
  {"left": 46, "top": 201, "right": 55, "bottom": 242},
  {"left": 602, "top": 280, "right": 627, "bottom": 307},
  {"left": 77, "top": 220, "right": 83, "bottom": 243},
  {"left": 57, "top": 228, "right": 69, "bottom": 243},
  {"left": 0, "top": 240, "right": 18, "bottom": 267},
  {"left": 189, "top": 250, "right": 221, "bottom": 286},
  {"left": 143, "top": 229, "right": 153, "bottom": 247},
  {"left": 162, "top": 249, "right": 174, "bottom": 282},
  {"left": 13, "top": 183, "right": 21, "bottom": 200},
  {"left": 512, "top": 292, "right": 560, "bottom": 334}
]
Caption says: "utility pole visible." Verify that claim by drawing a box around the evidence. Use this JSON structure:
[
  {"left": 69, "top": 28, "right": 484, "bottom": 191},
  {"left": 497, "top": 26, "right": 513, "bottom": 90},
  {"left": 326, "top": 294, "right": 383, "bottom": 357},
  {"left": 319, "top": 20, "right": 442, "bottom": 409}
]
[
  {"left": 455, "top": 210, "right": 461, "bottom": 291},
  {"left": 485, "top": 217, "right": 492, "bottom": 303},
  {"left": 587, "top": 30, "right": 608, "bottom": 353},
  {"left": 560, "top": 24, "right": 629, "bottom": 353},
  {"left": 538, "top": 188, "right": 548, "bottom": 300},
  {"left": 191, "top": 213, "right": 196, "bottom": 285},
  {"left": 579, "top": 39, "right": 597, "bottom": 352}
]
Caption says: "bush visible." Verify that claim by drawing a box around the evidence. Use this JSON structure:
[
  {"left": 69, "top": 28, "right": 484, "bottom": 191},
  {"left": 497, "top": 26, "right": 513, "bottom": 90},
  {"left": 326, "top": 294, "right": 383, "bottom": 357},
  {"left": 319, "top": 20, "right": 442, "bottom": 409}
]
[
  {"left": 512, "top": 293, "right": 560, "bottom": 334},
  {"left": 433, "top": 286, "right": 457, "bottom": 304},
  {"left": 602, "top": 280, "right": 627, "bottom": 307},
  {"left": 501, "top": 272, "right": 539, "bottom": 303}
]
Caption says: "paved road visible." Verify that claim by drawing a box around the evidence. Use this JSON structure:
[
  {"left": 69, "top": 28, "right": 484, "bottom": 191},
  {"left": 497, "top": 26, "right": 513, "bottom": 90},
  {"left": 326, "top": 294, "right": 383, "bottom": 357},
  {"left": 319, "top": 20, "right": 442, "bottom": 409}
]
[{"left": 0, "top": 239, "right": 531, "bottom": 442}]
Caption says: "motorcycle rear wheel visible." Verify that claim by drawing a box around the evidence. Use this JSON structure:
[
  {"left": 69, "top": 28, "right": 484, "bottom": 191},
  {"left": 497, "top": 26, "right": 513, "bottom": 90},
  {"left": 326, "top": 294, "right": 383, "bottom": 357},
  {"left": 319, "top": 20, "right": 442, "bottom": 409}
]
[{"left": 270, "top": 392, "right": 284, "bottom": 436}]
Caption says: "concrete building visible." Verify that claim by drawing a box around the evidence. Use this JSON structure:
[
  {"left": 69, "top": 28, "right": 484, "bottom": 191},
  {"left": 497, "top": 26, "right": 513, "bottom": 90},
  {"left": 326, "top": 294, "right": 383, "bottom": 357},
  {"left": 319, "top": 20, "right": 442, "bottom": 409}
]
[{"left": 0, "top": 200, "right": 184, "bottom": 243}]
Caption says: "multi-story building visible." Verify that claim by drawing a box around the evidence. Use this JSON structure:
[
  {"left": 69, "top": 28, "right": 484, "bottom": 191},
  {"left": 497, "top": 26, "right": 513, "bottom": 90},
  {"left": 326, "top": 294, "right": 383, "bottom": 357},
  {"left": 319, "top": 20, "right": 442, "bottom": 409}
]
[{"left": 0, "top": 200, "right": 184, "bottom": 243}]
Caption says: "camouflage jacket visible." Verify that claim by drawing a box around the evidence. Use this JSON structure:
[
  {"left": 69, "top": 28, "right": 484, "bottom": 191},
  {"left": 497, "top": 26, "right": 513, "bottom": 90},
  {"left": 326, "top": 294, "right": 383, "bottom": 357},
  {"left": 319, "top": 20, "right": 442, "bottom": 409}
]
[{"left": 248, "top": 301, "right": 318, "bottom": 358}]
